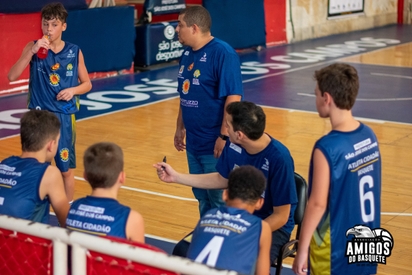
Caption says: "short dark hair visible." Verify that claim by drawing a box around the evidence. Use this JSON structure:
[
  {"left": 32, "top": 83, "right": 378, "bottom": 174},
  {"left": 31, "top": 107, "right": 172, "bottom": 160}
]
[
  {"left": 227, "top": 165, "right": 266, "bottom": 204},
  {"left": 83, "top": 142, "right": 124, "bottom": 189},
  {"left": 314, "top": 63, "right": 359, "bottom": 110},
  {"left": 226, "top": 101, "right": 265, "bottom": 140},
  {"left": 20, "top": 110, "right": 60, "bottom": 152},
  {"left": 41, "top": 2, "right": 68, "bottom": 23},
  {"left": 179, "top": 6, "right": 211, "bottom": 33}
]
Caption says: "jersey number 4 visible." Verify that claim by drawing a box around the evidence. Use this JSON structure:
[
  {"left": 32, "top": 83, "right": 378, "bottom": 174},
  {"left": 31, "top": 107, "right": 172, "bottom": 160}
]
[{"left": 195, "top": 236, "right": 224, "bottom": 267}]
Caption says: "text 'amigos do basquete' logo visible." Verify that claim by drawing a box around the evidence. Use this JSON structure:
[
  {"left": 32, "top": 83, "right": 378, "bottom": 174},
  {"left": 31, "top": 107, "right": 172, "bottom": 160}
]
[{"left": 345, "top": 225, "right": 394, "bottom": 265}]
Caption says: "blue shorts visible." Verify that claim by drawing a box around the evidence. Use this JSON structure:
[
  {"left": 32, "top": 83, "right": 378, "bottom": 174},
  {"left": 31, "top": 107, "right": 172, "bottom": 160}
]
[{"left": 53, "top": 112, "right": 76, "bottom": 172}]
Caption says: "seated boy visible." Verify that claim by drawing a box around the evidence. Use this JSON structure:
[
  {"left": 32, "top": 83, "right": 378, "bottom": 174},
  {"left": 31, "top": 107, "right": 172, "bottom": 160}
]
[
  {"left": 66, "top": 142, "right": 144, "bottom": 242},
  {"left": 187, "top": 165, "right": 272, "bottom": 275}
]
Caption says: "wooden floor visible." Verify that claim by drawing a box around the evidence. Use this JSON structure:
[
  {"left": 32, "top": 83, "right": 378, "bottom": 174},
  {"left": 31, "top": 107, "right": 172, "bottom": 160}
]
[{"left": 0, "top": 42, "right": 411, "bottom": 274}]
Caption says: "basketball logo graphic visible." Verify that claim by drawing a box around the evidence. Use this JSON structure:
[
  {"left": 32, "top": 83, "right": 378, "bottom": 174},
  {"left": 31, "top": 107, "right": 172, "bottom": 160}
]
[
  {"left": 49, "top": 73, "right": 60, "bottom": 86},
  {"left": 345, "top": 225, "right": 394, "bottom": 264}
]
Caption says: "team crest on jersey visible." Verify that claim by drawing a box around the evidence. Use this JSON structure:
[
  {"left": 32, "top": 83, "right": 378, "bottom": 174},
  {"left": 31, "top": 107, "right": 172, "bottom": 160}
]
[
  {"left": 345, "top": 225, "right": 394, "bottom": 265},
  {"left": 193, "top": 69, "right": 200, "bottom": 85},
  {"left": 200, "top": 53, "right": 207, "bottom": 62},
  {"left": 60, "top": 148, "right": 69, "bottom": 162},
  {"left": 179, "top": 65, "right": 184, "bottom": 74},
  {"left": 67, "top": 49, "right": 76, "bottom": 58},
  {"left": 49, "top": 73, "right": 60, "bottom": 86},
  {"left": 182, "top": 79, "right": 190, "bottom": 94},
  {"left": 66, "top": 63, "right": 74, "bottom": 77},
  {"left": 187, "top": 62, "right": 194, "bottom": 71},
  {"left": 51, "top": 63, "right": 60, "bottom": 71},
  {"left": 184, "top": 51, "right": 189, "bottom": 56},
  {"left": 261, "top": 158, "right": 269, "bottom": 171}
]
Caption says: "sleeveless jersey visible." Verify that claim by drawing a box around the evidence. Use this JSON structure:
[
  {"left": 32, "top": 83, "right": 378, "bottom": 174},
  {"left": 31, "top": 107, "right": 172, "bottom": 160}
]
[
  {"left": 216, "top": 137, "right": 298, "bottom": 234},
  {"left": 28, "top": 42, "right": 80, "bottom": 114},
  {"left": 0, "top": 156, "right": 50, "bottom": 224},
  {"left": 187, "top": 206, "right": 262, "bottom": 275},
  {"left": 308, "top": 123, "right": 381, "bottom": 275},
  {"left": 66, "top": 196, "right": 131, "bottom": 239},
  {"left": 177, "top": 38, "right": 243, "bottom": 155}
]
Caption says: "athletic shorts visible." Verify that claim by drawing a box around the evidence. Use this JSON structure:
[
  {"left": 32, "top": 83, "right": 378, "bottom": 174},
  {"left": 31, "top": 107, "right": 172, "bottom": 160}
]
[{"left": 53, "top": 112, "right": 76, "bottom": 172}]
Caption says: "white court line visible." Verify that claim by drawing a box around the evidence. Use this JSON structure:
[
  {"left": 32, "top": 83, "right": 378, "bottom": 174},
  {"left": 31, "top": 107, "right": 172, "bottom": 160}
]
[
  {"left": 297, "top": 92, "right": 412, "bottom": 102},
  {"left": 371, "top": 72, "right": 412, "bottom": 80},
  {"left": 74, "top": 176, "right": 197, "bottom": 202},
  {"left": 260, "top": 103, "right": 412, "bottom": 125}
]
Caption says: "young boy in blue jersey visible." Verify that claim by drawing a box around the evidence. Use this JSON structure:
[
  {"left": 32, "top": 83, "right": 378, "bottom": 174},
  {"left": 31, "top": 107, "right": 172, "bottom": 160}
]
[
  {"left": 174, "top": 6, "right": 243, "bottom": 217},
  {"left": 293, "top": 63, "right": 382, "bottom": 275},
  {"left": 66, "top": 142, "right": 145, "bottom": 242},
  {"left": 155, "top": 101, "right": 297, "bottom": 264},
  {"left": 0, "top": 110, "right": 69, "bottom": 226},
  {"left": 187, "top": 165, "right": 272, "bottom": 275},
  {"left": 8, "top": 2, "right": 92, "bottom": 202}
]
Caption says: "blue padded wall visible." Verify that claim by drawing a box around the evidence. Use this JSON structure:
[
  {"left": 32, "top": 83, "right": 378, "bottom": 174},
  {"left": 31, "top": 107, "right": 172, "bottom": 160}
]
[{"left": 203, "top": 0, "right": 266, "bottom": 49}]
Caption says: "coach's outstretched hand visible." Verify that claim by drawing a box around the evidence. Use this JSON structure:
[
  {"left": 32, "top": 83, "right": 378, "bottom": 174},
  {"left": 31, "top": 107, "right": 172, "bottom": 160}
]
[{"left": 153, "top": 162, "right": 179, "bottom": 183}]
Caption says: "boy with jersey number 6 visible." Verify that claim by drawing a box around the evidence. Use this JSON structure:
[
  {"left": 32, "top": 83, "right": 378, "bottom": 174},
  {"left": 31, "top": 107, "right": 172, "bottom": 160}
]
[
  {"left": 8, "top": 2, "right": 92, "bottom": 203},
  {"left": 66, "top": 142, "right": 145, "bottom": 243},
  {"left": 187, "top": 165, "right": 272, "bottom": 275},
  {"left": 292, "top": 63, "right": 382, "bottom": 275}
]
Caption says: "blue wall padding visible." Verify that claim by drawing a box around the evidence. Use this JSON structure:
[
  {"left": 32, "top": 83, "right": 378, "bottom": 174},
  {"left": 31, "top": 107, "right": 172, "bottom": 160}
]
[
  {"left": 63, "top": 6, "right": 135, "bottom": 73},
  {"left": 203, "top": 0, "right": 266, "bottom": 49},
  {"left": 0, "top": 0, "right": 87, "bottom": 13}
]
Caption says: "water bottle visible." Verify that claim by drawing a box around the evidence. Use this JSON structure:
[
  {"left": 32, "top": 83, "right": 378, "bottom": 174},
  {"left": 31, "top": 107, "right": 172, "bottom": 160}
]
[{"left": 37, "top": 35, "right": 49, "bottom": 59}]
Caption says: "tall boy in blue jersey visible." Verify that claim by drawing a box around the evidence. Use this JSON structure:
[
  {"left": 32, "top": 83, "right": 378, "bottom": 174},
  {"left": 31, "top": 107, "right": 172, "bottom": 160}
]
[
  {"left": 8, "top": 3, "right": 92, "bottom": 202},
  {"left": 155, "top": 101, "right": 297, "bottom": 263},
  {"left": 293, "top": 63, "right": 382, "bottom": 275},
  {"left": 0, "top": 110, "right": 69, "bottom": 226},
  {"left": 66, "top": 142, "right": 145, "bottom": 242},
  {"left": 187, "top": 165, "right": 272, "bottom": 275},
  {"left": 174, "top": 6, "right": 243, "bottom": 217}
]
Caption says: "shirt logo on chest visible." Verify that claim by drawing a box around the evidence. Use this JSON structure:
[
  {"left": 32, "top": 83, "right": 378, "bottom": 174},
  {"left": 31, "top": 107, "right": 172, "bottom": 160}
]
[
  {"left": 182, "top": 79, "right": 190, "bottom": 94},
  {"left": 200, "top": 53, "right": 207, "bottom": 62},
  {"left": 261, "top": 158, "right": 269, "bottom": 171}
]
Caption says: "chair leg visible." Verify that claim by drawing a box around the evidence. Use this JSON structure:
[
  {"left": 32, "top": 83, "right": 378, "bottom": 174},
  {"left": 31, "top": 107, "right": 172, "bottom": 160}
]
[{"left": 275, "top": 257, "right": 283, "bottom": 275}]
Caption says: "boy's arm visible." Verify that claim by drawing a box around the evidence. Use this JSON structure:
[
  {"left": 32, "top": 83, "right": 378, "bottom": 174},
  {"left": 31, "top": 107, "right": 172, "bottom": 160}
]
[
  {"left": 56, "top": 50, "right": 92, "bottom": 101},
  {"left": 39, "top": 166, "right": 70, "bottom": 227},
  {"left": 293, "top": 149, "right": 330, "bottom": 275},
  {"left": 264, "top": 204, "right": 290, "bottom": 231},
  {"left": 8, "top": 42, "right": 36, "bottom": 81},
  {"left": 126, "top": 209, "right": 145, "bottom": 243},
  {"left": 154, "top": 162, "right": 228, "bottom": 189},
  {"left": 255, "top": 220, "right": 272, "bottom": 275}
]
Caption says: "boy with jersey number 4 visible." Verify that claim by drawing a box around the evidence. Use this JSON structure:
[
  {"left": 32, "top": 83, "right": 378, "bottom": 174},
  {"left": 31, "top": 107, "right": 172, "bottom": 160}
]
[
  {"left": 66, "top": 142, "right": 145, "bottom": 242},
  {"left": 293, "top": 63, "right": 382, "bottom": 275},
  {"left": 8, "top": 2, "right": 92, "bottom": 203},
  {"left": 187, "top": 165, "right": 272, "bottom": 275}
]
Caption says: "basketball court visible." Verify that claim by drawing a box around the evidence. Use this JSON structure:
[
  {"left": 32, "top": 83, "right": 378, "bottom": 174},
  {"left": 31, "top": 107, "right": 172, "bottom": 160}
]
[{"left": 1, "top": 24, "right": 411, "bottom": 275}]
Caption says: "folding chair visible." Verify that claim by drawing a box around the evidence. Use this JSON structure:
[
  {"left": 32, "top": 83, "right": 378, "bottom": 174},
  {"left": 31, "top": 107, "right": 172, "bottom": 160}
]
[{"left": 272, "top": 172, "right": 308, "bottom": 275}]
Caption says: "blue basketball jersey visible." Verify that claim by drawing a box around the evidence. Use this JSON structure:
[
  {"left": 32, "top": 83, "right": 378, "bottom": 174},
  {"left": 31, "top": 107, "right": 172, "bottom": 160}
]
[
  {"left": 28, "top": 42, "right": 80, "bottom": 114},
  {"left": 177, "top": 38, "right": 243, "bottom": 155},
  {"left": 187, "top": 206, "right": 262, "bottom": 275},
  {"left": 216, "top": 137, "right": 298, "bottom": 234},
  {"left": 308, "top": 123, "right": 381, "bottom": 275},
  {"left": 0, "top": 156, "right": 50, "bottom": 224},
  {"left": 66, "top": 196, "right": 131, "bottom": 239}
]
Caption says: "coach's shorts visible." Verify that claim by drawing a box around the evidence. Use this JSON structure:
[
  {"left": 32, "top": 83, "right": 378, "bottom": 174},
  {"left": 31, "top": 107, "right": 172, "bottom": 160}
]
[{"left": 53, "top": 112, "right": 76, "bottom": 172}]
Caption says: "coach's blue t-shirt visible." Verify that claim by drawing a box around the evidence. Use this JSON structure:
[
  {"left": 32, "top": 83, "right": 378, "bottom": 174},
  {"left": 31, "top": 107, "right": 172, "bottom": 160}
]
[
  {"left": 177, "top": 38, "right": 243, "bottom": 155},
  {"left": 217, "top": 137, "right": 297, "bottom": 234}
]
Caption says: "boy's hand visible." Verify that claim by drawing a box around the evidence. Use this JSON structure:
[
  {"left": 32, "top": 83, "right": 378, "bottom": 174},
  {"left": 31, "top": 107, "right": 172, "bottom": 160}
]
[
  {"left": 57, "top": 88, "right": 75, "bottom": 101},
  {"left": 32, "top": 35, "right": 50, "bottom": 54}
]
